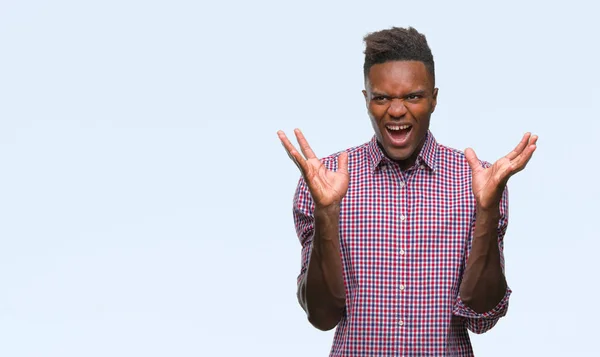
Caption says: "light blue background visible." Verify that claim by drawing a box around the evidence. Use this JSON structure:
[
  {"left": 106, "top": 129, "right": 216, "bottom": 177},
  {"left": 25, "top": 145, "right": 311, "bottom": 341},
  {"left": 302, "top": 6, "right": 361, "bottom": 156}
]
[{"left": 1, "top": 1, "right": 598, "bottom": 356}]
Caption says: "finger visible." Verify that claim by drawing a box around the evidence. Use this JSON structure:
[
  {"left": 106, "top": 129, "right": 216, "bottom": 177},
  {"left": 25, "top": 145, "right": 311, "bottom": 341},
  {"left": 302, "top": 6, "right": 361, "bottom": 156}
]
[
  {"left": 505, "top": 132, "right": 532, "bottom": 160},
  {"left": 508, "top": 143, "right": 537, "bottom": 176},
  {"left": 529, "top": 134, "right": 539, "bottom": 146},
  {"left": 277, "top": 130, "right": 310, "bottom": 173},
  {"left": 294, "top": 128, "right": 318, "bottom": 159},
  {"left": 288, "top": 146, "right": 311, "bottom": 175},
  {"left": 281, "top": 141, "right": 302, "bottom": 170},
  {"left": 337, "top": 151, "right": 349, "bottom": 175},
  {"left": 464, "top": 148, "right": 482, "bottom": 172},
  {"left": 511, "top": 135, "right": 538, "bottom": 169},
  {"left": 277, "top": 130, "right": 303, "bottom": 158}
]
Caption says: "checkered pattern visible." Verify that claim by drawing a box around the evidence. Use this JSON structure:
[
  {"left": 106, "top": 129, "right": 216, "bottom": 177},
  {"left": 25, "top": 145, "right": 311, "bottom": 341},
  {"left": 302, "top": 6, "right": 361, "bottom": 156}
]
[{"left": 293, "top": 131, "right": 510, "bottom": 357}]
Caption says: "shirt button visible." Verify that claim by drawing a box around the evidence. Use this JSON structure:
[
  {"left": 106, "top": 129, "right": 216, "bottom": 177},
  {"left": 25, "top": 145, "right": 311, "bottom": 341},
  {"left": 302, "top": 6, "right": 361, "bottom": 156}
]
[
  {"left": 399, "top": 181, "right": 405, "bottom": 188},
  {"left": 399, "top": 284, "right": 405, "bottom": 291},
  {"left": 399, "top": 249, "right": 405, "bottom": 255},
  {"left": 420, "top": 165, "right": 425, "bottom": 170},
  {"left": 400, "top": 215, "right": 406, "bottom": 221},
  {"left": 399, "top": 320, "right": 404, "bottom": 327}
]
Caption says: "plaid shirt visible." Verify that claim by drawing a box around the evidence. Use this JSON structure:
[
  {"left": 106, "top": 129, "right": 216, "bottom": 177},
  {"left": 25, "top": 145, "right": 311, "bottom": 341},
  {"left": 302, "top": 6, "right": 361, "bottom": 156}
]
[{"left": 293, "top": 131, "right": 510, "bottom": 357}]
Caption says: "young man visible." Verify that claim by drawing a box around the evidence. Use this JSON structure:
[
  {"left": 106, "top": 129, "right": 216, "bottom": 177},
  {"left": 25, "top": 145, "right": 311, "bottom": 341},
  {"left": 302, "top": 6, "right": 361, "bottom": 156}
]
[{"left": 278, "top": 27, "right": 537, "bottom": 356}]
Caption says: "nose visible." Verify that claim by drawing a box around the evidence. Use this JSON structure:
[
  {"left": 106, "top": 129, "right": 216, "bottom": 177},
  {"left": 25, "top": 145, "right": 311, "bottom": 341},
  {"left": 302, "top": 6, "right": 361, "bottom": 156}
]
[{"left": 387, "top": 98, "right": 407, "bottom": 118}]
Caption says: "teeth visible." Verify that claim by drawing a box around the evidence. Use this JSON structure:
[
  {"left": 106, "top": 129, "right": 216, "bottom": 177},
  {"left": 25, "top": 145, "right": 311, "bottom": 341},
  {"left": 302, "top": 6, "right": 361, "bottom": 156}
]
[{"left": 386, "top": 124, "right": 411, "bottom": 131}]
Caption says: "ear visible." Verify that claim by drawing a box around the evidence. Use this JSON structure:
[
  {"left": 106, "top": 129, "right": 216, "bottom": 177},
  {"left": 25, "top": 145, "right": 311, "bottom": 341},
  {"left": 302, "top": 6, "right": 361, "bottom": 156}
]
[
  {"left": 362, "top": 76, "right": 371, "bottom": 108},
  {"left": 362, "top": 89, "right": 369, "bottom": 108},
  {"left": 431, "top": 87, "right": 439, "bottom": 113}
]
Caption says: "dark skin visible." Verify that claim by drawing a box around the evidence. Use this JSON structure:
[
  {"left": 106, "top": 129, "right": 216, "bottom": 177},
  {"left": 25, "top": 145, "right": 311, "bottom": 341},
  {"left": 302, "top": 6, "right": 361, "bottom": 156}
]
[
  {"left": 462, "top": 133, "right": 537, "bottom": 312},
  {"left": 278, "top": 60, "right": 537, "bottom": 330},
  {"left": 362, "top": 61, "right": 438, "bottom": 169},
  {"left": 278, "top": 128, "right": 348, "bottom": 331}
]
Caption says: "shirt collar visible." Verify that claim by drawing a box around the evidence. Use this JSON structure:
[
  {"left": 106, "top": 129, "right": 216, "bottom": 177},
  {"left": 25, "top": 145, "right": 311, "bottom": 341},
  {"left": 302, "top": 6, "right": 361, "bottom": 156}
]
[{"left": 367, "top": 130, "right": 438, "bottom": 172}]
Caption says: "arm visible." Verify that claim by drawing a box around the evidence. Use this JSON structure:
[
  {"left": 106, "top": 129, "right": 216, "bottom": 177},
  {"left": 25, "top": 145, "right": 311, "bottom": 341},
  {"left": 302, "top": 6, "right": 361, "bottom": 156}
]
[
  {"left": 279, "top": 129, "right": 349, "bottom": 331},
  {"left": 454, "top": 187, "right": 510, "bottom": 334},
  {"left": 460, "top": 189, "right": 508, "bottom": 313},
  {"left": 294, "top": 195, "right": 345, "bottom": 331},
  {"left": 455, "top": 132, "right": 537, "bottom": 333}
]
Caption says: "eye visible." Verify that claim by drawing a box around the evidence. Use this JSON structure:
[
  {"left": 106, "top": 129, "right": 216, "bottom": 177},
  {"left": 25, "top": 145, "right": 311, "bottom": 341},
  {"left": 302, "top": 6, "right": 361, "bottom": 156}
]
[
  {"left": 406, "top": 94, "right": 422, "bottom": 101},
  {"left": 373, "top": 96, "right": 388, "bottom": 103}
]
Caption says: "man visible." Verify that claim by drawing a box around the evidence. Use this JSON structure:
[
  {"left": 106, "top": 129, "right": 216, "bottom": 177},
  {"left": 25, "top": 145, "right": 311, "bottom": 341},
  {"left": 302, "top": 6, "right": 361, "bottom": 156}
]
[{"left": 277, "top": 27, "right": 537, "bottom": 356}]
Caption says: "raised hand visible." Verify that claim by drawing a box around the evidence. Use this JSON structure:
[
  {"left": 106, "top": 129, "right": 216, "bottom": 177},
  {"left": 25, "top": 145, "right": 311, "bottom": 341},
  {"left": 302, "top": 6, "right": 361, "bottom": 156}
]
[
  {"left": 278, "top": 129, "right": 349, "bottom": 208},
  {"left": 465, "top": 132, "right": 538, "bottom": 209}
]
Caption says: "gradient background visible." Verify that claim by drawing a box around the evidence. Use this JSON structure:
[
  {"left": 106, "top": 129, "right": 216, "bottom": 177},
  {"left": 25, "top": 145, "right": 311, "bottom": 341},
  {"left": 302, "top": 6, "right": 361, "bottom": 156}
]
[{"left": 1, "top": 1, "right": 598, "bottom": 356}]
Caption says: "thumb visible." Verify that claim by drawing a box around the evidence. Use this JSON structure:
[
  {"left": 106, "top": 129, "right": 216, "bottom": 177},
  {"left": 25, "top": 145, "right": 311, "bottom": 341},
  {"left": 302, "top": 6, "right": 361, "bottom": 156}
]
[
  {"left": 337, "top": 151, "right": 349, "bottom": 175},
  {"left": 464, "top": 148, "right": 481, "bottom": 172}
]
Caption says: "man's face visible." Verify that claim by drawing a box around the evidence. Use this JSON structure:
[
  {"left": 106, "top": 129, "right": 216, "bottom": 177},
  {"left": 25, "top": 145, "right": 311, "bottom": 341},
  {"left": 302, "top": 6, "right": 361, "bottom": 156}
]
[{"left": 363, "top": 60, "right": 438, "bottom": 166}]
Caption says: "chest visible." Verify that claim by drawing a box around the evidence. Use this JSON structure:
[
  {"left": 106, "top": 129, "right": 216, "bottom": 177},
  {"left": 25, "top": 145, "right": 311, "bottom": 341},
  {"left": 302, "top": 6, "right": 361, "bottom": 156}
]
[{"left": 338, "top": 167, "right": 475, "bottom": 285}]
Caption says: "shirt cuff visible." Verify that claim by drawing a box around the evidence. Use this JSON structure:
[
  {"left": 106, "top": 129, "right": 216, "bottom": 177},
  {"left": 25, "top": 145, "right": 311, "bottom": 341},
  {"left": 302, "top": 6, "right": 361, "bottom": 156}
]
[{"left": 453, "top": 287, "right": 512, "bottom": 319}]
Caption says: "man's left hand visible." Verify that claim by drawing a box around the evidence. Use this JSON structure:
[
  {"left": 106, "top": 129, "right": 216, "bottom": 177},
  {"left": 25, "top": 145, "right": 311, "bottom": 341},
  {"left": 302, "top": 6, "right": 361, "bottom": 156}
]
[{"left": 465, "top": 133, "right": 538, "bottom": 209}]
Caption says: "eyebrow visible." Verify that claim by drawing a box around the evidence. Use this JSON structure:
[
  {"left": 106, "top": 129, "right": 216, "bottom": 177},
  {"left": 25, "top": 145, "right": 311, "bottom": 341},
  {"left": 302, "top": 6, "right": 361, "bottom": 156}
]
[
  {"left": 407, "top": 90, "right": 427, "bottom": 97},
  {"left": 371, "top": 92, "right": 390, "bottom": 97},
  {"left": 371, "top": 90, "right": 427, "bottom": 98}
]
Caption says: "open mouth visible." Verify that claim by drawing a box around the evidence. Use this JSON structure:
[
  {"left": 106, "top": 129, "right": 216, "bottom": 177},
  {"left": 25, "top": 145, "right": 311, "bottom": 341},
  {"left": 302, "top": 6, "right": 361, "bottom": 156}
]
[{"left": 385, "top": 124, "right": 413, "bottom": 146}]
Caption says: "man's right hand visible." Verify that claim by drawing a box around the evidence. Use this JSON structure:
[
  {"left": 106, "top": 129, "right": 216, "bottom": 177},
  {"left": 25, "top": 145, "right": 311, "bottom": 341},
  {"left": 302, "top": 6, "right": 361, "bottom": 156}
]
[
  {"left": 278, "top": 128, "right": 349, "bottom": 208},
  {"left": 279, "top": 128, "right": 348, "bottom": 330}
]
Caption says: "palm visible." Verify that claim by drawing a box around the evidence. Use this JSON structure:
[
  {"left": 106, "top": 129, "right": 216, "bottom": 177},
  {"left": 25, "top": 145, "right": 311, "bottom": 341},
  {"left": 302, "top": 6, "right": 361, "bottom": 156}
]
[
  {"left": 302, "top": 157, "right": 349, "bottom": 207},
  {"left": 278, "top": 129, "right": 349, "bottom": 208},
  {"left": 466, "top": 133, "right": 538, "bottom": 209}
]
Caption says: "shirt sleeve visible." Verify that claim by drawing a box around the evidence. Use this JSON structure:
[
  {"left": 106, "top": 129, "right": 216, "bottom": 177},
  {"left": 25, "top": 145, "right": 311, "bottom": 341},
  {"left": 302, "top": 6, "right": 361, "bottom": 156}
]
[
  {"left": 292, "top": 176, "right": 316, "bottom": 288},
  {"left": 452, "top": 185, "right": 511, "bottom": 334}
]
